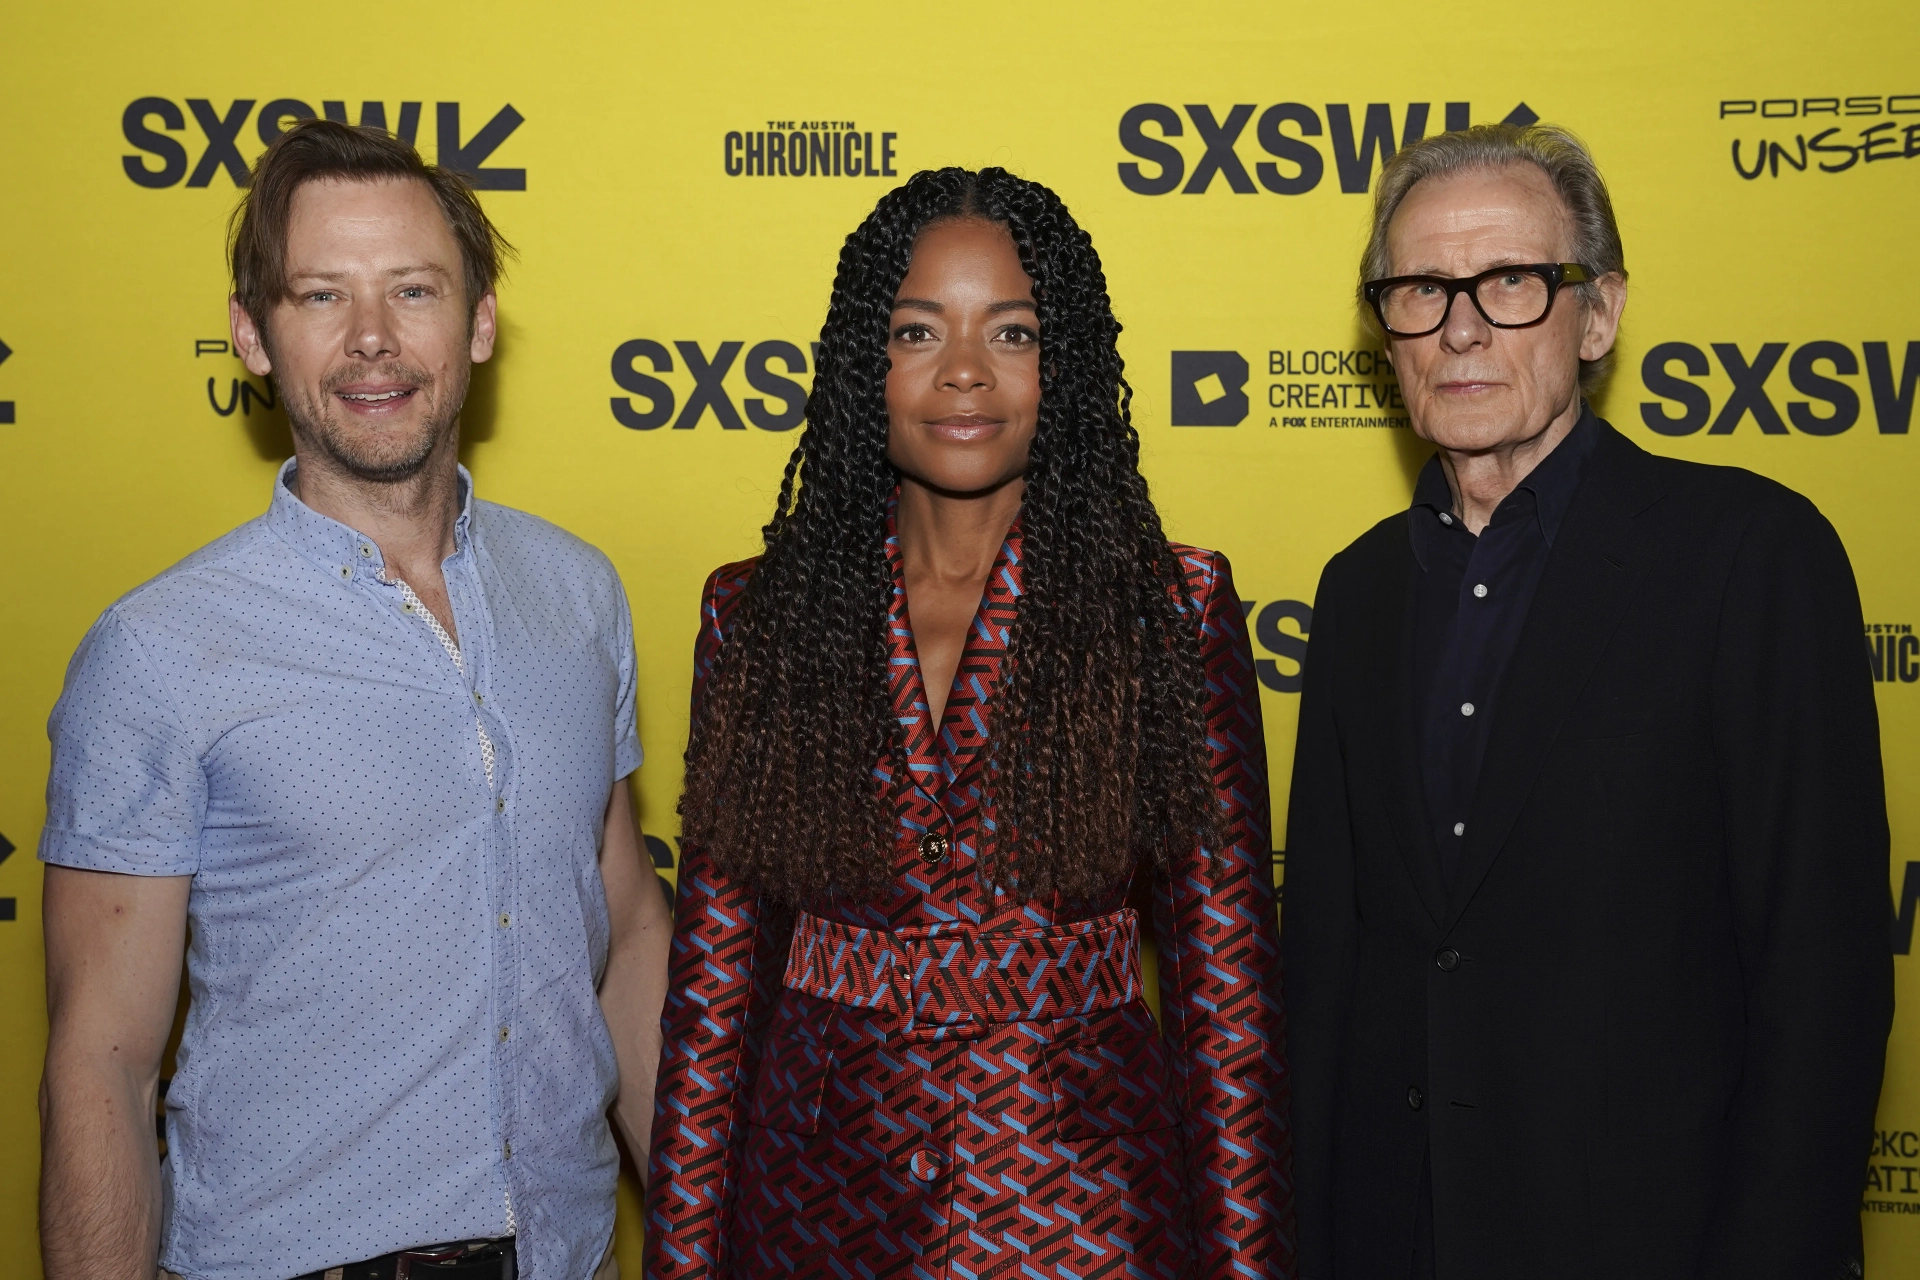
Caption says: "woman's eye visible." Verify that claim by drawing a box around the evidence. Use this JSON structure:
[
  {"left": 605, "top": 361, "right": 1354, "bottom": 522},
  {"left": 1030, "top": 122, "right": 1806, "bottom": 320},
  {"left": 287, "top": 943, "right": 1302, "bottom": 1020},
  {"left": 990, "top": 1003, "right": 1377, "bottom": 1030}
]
[
  {"left": 891, "top": 323, "right": 934, "bottom": 343},
  {"left": 996, "top": 325, "right": 1038, "bottom": 348}
]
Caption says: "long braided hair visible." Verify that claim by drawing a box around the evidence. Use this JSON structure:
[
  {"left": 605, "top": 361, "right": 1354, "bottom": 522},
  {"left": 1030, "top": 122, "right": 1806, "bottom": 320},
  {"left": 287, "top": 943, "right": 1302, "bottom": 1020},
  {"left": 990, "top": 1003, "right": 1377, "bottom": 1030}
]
[{"left": 678, "top": 166, "right": 1227, "bottom": 905}]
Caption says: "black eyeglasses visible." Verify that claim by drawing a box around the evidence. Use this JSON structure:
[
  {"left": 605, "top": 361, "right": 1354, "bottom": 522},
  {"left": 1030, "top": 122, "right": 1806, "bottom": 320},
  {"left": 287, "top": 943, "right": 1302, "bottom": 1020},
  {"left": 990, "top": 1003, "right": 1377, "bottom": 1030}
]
[{"left": 1362, "top": 263, "right": 1593, "bottom": 337}]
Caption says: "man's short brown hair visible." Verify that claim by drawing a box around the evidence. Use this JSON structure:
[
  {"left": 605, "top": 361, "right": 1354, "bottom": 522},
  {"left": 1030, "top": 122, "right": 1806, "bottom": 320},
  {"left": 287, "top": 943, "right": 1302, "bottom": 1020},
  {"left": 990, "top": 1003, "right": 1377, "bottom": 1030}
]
[{"left": 229, "top": 119, "right": 513, "bottom": 333}]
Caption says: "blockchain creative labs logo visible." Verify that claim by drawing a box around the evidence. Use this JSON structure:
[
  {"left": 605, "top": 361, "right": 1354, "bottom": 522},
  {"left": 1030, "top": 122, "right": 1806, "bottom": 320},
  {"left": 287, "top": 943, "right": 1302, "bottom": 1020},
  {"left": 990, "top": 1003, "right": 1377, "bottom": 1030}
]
[
  {"left": 1638, "top": 340, "right": 1920, "bottom": 436},
  {"left": 121, "top": 98, "right": 527, "bottom": 189},
  {"left": 1177, "top": 346, "right": 1407, "bottom": 429},
  {"left": 722, "top": 121, "right": 899, "bottom": 178},
  {"left": 1867, "top": 1126, "right": 1920, "bottom": 1213},
  {"left": 1117, "top": 100, "right": 1539, "bottom": 196},
  {"left": 1718, "top": 93, "right": 1920, "bottom": 180},
  {"left": 609, "top": 338, "right": 814, "bottom": 431},
  {"left": 1170, "top": 351, "right": 1250, "bottom": 425}
]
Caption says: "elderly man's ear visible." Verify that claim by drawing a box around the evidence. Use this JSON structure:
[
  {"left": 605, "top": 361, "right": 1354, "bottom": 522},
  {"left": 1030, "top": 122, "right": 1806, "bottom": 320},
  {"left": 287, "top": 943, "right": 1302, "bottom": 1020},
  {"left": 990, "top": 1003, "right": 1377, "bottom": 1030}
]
[{"left": 1579, "top": 273, "right": 1628, "bottom": 363}]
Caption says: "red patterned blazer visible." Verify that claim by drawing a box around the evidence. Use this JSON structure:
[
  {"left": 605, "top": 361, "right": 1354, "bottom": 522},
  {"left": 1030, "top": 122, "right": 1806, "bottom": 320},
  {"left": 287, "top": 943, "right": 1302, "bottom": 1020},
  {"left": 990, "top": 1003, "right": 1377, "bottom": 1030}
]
[{"left": 644, "top": 519, "right": 1292, "bottom": 1279}]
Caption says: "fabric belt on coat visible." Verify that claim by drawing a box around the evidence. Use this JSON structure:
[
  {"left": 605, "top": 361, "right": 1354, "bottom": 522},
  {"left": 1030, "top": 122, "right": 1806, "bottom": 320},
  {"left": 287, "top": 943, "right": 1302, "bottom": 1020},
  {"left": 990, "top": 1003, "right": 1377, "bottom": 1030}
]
[{"left": 784, "top": 907, "right": 1143, "bottom": 1042}]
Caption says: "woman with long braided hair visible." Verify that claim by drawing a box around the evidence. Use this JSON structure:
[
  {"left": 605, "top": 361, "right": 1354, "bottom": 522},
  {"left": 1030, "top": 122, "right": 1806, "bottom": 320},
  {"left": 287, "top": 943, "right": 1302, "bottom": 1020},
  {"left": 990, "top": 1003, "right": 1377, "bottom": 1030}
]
[{"left": 644, "top": 168, "right": 1290, "bottom": 1279}]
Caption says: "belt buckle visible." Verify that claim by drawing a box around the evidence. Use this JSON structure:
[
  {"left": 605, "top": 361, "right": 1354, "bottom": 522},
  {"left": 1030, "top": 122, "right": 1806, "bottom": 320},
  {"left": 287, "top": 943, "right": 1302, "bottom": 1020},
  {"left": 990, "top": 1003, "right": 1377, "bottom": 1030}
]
[
  {"left": 394, "top": 1244, "right": 484, "bottom": 1280},
  {"left": 897, "top": 933, "right": 987, "bottom": 1043}
]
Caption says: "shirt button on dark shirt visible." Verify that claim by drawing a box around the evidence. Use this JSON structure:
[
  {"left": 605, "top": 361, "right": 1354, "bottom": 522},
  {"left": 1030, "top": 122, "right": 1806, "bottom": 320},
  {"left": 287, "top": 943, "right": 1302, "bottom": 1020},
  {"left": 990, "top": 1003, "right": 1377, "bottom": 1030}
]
[
  {"left": 1408, "top": 1086, "right": 1425, "bottom": 1111},
  {"left": 1435, "top": 948, "right": 1460, "bottom": 971}
]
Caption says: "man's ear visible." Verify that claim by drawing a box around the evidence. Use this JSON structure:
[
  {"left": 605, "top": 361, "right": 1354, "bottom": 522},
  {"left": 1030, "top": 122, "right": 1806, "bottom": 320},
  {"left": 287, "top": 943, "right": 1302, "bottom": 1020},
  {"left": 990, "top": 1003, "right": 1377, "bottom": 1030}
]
[
  {"left": 470, "top": 291, "right": 498, "bottom": 364},
  {"left": 1579, "top": 272, "right": 1627, "bottom": 363},
  {"left": 230, "top": 296, "right": 274, "bottom": 377}
]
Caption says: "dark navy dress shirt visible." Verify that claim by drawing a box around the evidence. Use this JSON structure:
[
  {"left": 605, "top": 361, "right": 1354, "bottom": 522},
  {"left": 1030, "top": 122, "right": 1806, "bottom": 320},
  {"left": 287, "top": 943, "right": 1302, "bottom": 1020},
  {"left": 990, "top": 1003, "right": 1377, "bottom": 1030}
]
[{"left": 1409, "top": 407, "right": 1599, "bottom": 887}]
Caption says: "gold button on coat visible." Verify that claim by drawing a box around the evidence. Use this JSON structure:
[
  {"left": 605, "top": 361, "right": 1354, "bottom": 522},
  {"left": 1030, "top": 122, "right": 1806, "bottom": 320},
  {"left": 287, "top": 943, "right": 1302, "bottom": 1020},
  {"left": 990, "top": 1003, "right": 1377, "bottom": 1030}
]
[{"left": 918, "top": 831, "right": 950, "bottom": 865}]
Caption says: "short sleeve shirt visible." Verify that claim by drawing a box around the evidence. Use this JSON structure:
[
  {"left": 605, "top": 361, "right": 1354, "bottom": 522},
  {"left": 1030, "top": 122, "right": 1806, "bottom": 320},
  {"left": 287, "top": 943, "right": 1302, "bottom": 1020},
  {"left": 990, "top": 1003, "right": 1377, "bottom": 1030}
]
[{"left": 41, "top": 461, "right": 641, "bottom": 1280}]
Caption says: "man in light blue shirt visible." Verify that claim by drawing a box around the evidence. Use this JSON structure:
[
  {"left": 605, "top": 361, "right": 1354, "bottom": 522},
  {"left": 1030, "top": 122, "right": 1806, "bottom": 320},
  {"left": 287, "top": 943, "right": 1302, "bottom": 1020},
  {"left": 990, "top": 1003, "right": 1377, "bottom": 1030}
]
[{"left": 38, "top": 119, "right": 671, "bottom": 1280}]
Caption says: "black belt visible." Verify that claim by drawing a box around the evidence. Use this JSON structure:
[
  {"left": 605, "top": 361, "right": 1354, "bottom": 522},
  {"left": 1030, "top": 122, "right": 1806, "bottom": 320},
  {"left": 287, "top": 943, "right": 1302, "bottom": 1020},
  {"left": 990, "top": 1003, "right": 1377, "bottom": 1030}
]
[{"left": 294, "top": 1238, "right": 514, "bottom": 1280}]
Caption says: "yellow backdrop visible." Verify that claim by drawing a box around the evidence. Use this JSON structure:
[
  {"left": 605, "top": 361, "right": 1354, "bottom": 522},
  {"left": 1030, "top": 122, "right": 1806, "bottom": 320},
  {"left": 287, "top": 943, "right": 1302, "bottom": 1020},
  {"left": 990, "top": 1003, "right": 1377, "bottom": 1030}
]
[{"left": 3, "top": 1, "right": 1917, "bottom": 1273}]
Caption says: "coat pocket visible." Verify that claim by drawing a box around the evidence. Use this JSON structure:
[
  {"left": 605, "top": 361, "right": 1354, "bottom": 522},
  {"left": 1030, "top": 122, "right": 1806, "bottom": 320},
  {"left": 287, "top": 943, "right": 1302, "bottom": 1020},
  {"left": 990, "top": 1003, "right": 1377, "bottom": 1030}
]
[
  {"left": 746, "top": 1036, "right": 836, "bottom": 1136},
  {"left": 1043, "top": 1019, "right": 1181, "bottom": 1141}
]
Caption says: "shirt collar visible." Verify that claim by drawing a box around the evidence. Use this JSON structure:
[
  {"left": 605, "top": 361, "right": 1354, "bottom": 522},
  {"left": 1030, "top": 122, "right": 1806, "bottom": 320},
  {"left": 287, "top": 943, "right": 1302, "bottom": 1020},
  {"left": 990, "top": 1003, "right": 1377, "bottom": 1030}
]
[
  {"left": 265, "top": 457, "right": 476, "bottom": 582},
  {"left": 1408, "top": 403, "right": 1600, "bottom": 569}
]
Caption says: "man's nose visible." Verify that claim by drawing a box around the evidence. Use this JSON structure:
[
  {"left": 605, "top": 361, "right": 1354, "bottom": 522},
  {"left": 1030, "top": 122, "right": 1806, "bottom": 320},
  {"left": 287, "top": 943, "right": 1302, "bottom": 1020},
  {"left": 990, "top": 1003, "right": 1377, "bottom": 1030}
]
[
  {"left": 1438, "top": 287, "right": 1491, "bottom": 351},
  {"left": 345, "top": 296, "right": 401, "bottom": 361}
]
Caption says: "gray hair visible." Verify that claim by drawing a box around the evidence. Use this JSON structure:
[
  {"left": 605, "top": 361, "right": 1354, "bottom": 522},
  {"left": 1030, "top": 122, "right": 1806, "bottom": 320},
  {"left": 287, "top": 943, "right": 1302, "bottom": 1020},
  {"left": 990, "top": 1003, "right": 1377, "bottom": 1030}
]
[{"left": 1359, "top": 122, "right": 1627, "bottom": 394}]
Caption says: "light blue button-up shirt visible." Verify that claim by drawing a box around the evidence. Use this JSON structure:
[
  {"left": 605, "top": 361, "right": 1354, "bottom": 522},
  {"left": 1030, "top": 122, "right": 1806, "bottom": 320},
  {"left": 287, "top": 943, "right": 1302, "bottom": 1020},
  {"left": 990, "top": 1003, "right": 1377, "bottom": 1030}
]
[{"left": 41, "top": 462, "right": 641, "bottom": 1280}]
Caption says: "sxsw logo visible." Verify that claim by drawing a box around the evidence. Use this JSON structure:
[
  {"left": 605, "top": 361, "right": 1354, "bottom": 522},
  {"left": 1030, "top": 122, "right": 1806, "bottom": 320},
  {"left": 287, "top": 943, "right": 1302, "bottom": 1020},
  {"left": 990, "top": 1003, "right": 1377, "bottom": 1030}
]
[
  {"left": 1171, "top": 351, "right": 1249, "bottom": 425},
  {"left": 1118, "top": 101, "right": 1538, "bottom": 195},
  {"left": 1243, "top": 599, "right": 1311, "bottom": 693},
  {"left": 610, "top": 339, "right": 813, "bottom": 431},
  {"left": 121, "top": 98, "right": 526, "bottom": 189},
  {"left": 1638, "top": 340, "right": 1919, "bottom": 435}
]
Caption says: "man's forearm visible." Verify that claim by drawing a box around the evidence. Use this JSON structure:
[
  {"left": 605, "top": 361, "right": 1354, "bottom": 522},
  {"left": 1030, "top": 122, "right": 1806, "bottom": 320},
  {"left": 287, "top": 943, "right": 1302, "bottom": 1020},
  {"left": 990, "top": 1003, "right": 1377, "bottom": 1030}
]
[
  {"left": 39, "top": 1057, "right": 164, "bottom": 1280},
  {"left": 600, "top": 921, "right": 670, "bottom": 1175}
]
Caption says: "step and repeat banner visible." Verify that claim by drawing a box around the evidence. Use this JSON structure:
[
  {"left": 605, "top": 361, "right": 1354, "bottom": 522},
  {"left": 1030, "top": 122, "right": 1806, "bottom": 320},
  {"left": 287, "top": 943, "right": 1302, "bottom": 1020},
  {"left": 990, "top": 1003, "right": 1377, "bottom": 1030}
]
[{"left": 1, "top": 0, "right": 1916, "bottom": 1273}]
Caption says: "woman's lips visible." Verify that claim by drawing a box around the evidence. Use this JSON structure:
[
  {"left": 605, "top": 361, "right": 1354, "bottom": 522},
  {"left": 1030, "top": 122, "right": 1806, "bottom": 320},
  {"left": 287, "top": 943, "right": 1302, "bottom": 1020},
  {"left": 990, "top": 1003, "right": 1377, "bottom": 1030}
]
[{"left": 923, "top": 415, "right": 1005, "bottom": 441}]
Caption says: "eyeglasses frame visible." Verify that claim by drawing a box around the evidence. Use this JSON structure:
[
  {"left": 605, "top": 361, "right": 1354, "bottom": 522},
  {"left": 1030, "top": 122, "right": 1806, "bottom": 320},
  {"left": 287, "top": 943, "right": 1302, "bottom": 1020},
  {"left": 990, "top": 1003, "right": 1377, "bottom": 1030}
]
[{"left": 1362, "top": 262, "right": 1595, "bottom": 338}]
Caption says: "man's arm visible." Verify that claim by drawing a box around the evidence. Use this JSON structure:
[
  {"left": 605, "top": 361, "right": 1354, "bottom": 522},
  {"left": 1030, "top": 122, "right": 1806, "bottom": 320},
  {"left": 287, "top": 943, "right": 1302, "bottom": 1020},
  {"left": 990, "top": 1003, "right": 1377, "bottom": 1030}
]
[
  {"left": 1702, "top": 490, "right": 1893, "bottom": 1279},
  {"left": 597, "top": 779, "right": 673, "bottom": 1181},
  {"left": 1283, "top": 557, "right": 1359, "bottom": 1280},
  {"left": 40, "top": 865, "right": 190, "bottom": 1280}
]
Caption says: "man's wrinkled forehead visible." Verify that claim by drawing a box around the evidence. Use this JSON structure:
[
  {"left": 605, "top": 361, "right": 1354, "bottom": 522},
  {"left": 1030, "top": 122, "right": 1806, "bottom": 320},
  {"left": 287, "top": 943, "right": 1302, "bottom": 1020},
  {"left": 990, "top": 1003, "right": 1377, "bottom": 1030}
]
[
  {"left": 282, "top": 176, "right": 462, "bottom": 280},
  {"left": 1388, "top": 163, "right": 1574, "bottom": 271}
]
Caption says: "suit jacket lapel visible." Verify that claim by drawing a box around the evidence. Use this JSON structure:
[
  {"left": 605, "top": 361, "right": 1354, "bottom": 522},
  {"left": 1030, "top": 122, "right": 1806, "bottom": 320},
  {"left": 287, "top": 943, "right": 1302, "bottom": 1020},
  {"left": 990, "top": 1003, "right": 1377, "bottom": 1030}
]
[
  {"left": 1339, "top": 519, "right": 1448, "bottom": 927},
  {"left": 937, "top": 527, "right": 1022, "bottom": 792},
  {"left": 1442, "top": 424, "right": 1670, "bottom": 931},
  {"left": 884, "top": 515, "right": 942, "bottom": 806},
  {"left": 883, "top": 510, "right": 1023, "bottom": 805}
]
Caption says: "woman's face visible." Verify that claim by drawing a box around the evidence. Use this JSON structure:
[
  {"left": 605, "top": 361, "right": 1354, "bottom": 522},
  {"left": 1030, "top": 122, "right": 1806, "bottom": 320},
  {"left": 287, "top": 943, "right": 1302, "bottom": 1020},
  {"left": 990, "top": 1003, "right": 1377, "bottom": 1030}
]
[{"left": 885, "top": 217, "right": 1041, "bottom": 497}]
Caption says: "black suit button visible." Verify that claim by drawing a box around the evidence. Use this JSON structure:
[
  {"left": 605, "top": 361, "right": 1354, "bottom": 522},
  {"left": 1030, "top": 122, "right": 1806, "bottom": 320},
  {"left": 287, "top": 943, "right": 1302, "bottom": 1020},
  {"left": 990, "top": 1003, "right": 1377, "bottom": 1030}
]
[
  {"left": 1435, "top": 948, "right": 1460, "bottom": 972},
  {"left": 1408, "top": 1086, "right": 1424, "bottom": 1111}
]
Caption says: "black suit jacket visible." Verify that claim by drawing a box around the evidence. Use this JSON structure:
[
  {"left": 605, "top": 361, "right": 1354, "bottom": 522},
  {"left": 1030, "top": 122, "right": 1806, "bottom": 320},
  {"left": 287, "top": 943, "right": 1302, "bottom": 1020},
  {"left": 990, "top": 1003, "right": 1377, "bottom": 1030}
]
[{"left": 1283, "top": 421, "right": 1893, "bottom": 1280}]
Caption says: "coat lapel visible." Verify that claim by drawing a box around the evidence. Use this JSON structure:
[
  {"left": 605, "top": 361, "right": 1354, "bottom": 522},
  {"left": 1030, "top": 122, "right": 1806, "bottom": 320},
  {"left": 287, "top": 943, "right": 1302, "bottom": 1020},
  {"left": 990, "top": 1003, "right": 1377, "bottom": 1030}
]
[
  {"left": 1441, "top": 425, "right": 1670, "bottom": 931},
  {"left": 1356, "top": 526, "right": 1449, "bottom": 928},
  {"left": 936, "top": 528, "right": 1021, "bottom": 792},
  {"left": 882, "top": 505, "right": 1023, "bottom": 806}
]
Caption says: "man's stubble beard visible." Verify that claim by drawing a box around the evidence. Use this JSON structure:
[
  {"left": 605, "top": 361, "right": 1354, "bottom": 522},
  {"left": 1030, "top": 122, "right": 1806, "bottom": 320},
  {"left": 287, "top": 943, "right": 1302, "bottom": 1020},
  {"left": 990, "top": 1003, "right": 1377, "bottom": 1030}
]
[{"left": 283, "top": 360, "right": 469, "bottom": 484}]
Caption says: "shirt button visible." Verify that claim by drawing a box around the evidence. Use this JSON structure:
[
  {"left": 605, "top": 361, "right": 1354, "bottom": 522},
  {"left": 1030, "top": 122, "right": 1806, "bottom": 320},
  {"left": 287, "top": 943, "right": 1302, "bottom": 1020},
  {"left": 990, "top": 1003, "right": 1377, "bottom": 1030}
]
[
  {"left": 1453, "top": 822, "right": 1466, "bottom": 837},
  {"left": 1439, "top": 513, "right": 1454, "bottom": 526},
  {"left": 499, "top": 1025, "right": 510, "bottom": 1041},
  {"left": 495, "top": 797, "right": 506, "bottom": 813},
  {"left": 339, "top": 566, "right": 352, "bottom": 579},
  {"left": 474, "top": 693, "right": 485, "bottom": 705},
  {"left": 918, "top": 831, "right": 950, "bottom": 866},
  {"left": 359, "top": 544, "right": 373, "bottom": 558},
  {"left": 908, "top": 1149, "right": 944, "bottom": 1183},
  {"left": 1435, "top": 948, "right": 1461, "bottom": 972},
  {"left": 1473, "top": 583, "right": 1488, "bottom": 598},
  {"left": 503, "top": 1141, "right": 512, "bottom": 1159},
  {"left": 499, "top": 913, "right": 511, "bottom": 927},
  {"left": 1460, "top": 702, "right": 1476, "bottom": 717},
  {"left": 1408, "top": 1086, "right": 1425, "bottom": 1111}
]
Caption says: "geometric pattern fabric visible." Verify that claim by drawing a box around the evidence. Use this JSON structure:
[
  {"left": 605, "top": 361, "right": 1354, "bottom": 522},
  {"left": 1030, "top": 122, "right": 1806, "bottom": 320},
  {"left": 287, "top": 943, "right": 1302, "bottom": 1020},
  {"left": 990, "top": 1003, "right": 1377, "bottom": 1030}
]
[{"left": 645, "top": 512, "right": 1292, "bottom": 1278}]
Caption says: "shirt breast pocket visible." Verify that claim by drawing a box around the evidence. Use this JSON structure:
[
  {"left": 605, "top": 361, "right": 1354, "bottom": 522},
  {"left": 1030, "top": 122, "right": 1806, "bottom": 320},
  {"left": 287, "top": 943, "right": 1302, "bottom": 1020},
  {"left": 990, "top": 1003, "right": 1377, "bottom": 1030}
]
[
  {"left": 746, "top": 1035, "right": 836, "bottom": 1136},
  {"left": 1043, "top": 1015, "right": 1181, "bottom": 1141}
]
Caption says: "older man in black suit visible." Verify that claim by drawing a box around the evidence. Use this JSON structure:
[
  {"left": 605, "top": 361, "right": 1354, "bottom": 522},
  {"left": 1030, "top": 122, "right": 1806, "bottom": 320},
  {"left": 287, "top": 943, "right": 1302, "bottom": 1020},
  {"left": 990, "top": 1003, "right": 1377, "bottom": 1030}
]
[{"left": 1284, "top": 122, "right": 1892, "bottom": 1280}]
